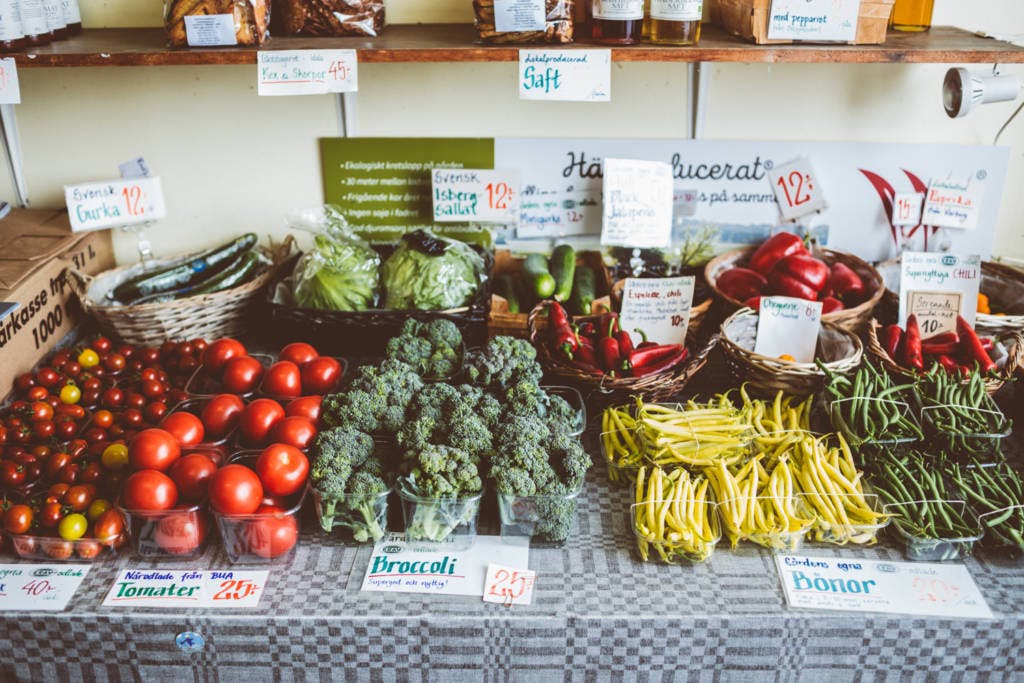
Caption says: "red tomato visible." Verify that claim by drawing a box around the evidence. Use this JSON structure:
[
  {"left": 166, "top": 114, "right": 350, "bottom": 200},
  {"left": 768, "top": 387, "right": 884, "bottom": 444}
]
[
  {"left": 203, "top": 338, "right": 247, "bottom": 375},
  {"left": 160, "top": 412, "right": 205, "bottom": 447},
  {"left": 76, "top": 540, "right": 102, "bottom": 559},
  {"left": 200, "top": 394, "right": 245, "bottom": 439},
  {"left": 262, "top": 361, "right": 302, "bottom": 399},
  {"left": 36, "top": 367, "right": 61, "bottom": 388},
  {"left": 122, "top": 469, "right": 178, "bottom": 511},
  {"left": 268, "top": 417, "right": 317, "bottom": 451},
  {"left": 154, "top": 510, "right": 207, "bottom": 555},
  {"left": 3, "top": 504, "right": 33, "bottom": 534},
  {"left": 93, "top": 409, "right": 115, "bottom": 429},
  {"left": 104, "top": 353, "right": 126, "bottom": 373},
  {"left": 169, "top": 453, "right": 217, "bottom": 502},
  {"left": 29, "top": 401, "right": 54, "bottom": 422},
  {"left": 0, "top": 461, "right": 26, "bottom": 487},
  {"left": 39, "top": 501, "right": 64, "bottom": 528},
  {"left": 93, "top": 337, "right": 112, "bottom": 353},
  {"left": 300, "top": 357, "right": 343, "bottom": 395},
  {"left": 245, "top": 505, "right": 298, "bottom": 559},
  {"left": 208, "top": 464, "right": 263, "bottom": 515},
  {"left": 279, "top": 343, "right": 319, "bottom": 367},
  {"left": 128, "top": 428, "right": 181, "bottom": 471},
  {"left": 93, "top": 508, "right": 126, "bottom": 545},
  {"left": 221, "top": 356, "right": 264, "bottom": 394},
  {"left": 238, "top": 399, "right": 285, "bottom": 446},
  {"left": 143, "top": 401, "right": 169, "bottom": 424},
  {"left": 285, "top": 396, "right": 322, "bottom": 422},
  {"left": 254, "top": 444, "right": 309, "bottom": 497}
]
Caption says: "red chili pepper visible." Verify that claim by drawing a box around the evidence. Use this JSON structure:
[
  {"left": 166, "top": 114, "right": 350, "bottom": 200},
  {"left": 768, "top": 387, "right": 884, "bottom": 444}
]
[
  {"left": 979, "top": 337, "right": 994, "bottom": 352},
  {"left": 903, "top": 314, "right": 924, "bottom": 372},
  {"left": 820, "top": 296, "right": 844, "bottom": 315},
  {"left": 633, "top": 328, "right": 658, "bottom": 349},
  {"left": 598, "top": 319, "right": 621, "bottom": 374},
  {"left": 937, "top": 354, "right": 959, "bottom": 375},
  {"left": 956, "top": 315, "right": 996, "bottom": 373},
  {"left": 884, "top": 324, "right": 903, "bottom": 360},
  {"left": 572, "top": 338, "right": 598, "bottom": 366},
  {"left": 630, "top": 347, "right": 690, "bottom": 377},
  {"left": 827, "top": 262, "right": 865, "bottom": 303},
  {"left": 926, "top": 332, "right": 959, "bottom": 346},
  {"left": 717, "top": 267, "right": 767, "bottom": 302},
  {"left": 599, "top": 312, "right": 619, "bottom": 336},
  {"left": 615, "top": 330, "right": 634, "bottom": 359},
  {"left": 748, "top": 232, "right": 808, "bottom": 275},
  {"left": 768, "top": 271, "right": 819, "bottom": 301},
  {"left": 627, "top": 343, "right": 684, "bottom": 370},
  {"left": 771, "top": 254, "right": 830, "bottom": 294},
  {"left": 577, "top": 321, "right": 596, "bottom": 338},
  {"left": 743, "top": 296, "right": 762, "bottom": 311},
  {"left": 548, "top": 302, "right": 578, "bottom": 356},
  {"left": 921, "top": 339, "right": 958, "bottom": 356}
]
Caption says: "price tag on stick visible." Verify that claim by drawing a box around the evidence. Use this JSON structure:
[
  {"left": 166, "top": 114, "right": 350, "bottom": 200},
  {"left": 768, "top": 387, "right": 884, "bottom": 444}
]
[
  {"left": 768, "top": 157, "right": 827, "bottom": 222},
  {"left": 258, "top": 50, "right": 358, "bottom": 96},
  {"left": 754, "top": 296, "right": 823, "bottom": 364},
  {"left": 432, "top": 168, "right": 520, "bottom": 223},
  {"left": 600, "top": 158, "right": 674, "bottom": 249},
  {"left": 898, "top": 252, "right": 980, "bottom": 337},
  {"left": 922, "top": 178, "right": 983, "bottom": 231},
  {"left": 619, "top": 276, "right": 695, "bottom": 347},
  {"left": 0, "top": 58, "right": 21, "bottom": 104},
  {"left": 893, "top": 192, "right": 924, "bottom": 227},
  {"left": 64, "top": 177, "right": 167, "bottom": 233},
  {"left": 483, "top": 564, "right": 536, "bottom": 606}
]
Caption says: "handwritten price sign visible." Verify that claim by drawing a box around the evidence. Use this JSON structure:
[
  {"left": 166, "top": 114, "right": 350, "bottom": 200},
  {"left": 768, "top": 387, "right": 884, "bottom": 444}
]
[
  {"left": 893, "top": 192, "right": 924, "bottom": 227},
  {"left": 64, "top": 177, "right": 167, "bottom": 233},
  {"left": 432, "top": 168, "right": 521, "bottom": 223},
  {"left": 0, "top": 564, "right": 89, "bottom": 611},
  {"left": 0, "top": 58, "right": 20, "bottom": 104},
  {"left": 258, "top": 50, "right": 358, "bottom": 96},
  {"left": 483, "top": 564, "right": 536, "bottom": 606},
  {"left": 767, "top": 158, "right": 827, "bottom": 221},
  {"left": 103, "top": 570, "right": 267, "bottom": 608}
]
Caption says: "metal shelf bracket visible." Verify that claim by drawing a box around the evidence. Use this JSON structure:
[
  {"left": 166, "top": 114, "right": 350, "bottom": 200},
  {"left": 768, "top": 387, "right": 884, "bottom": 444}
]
[
  {"left": 685, "top": 61, "right": 711, "bottom": 139},
  {"left": 337, "top": 92, "right": 357, "bottom": 137},
  {"left": 0, "top": 104, "right": 28, "bottom": 207}
]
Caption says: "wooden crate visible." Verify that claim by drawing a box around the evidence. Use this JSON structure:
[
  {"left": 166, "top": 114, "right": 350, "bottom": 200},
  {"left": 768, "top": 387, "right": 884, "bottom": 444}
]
[{"left": 709, "top": 0, "right": 895, "bottom": 45}]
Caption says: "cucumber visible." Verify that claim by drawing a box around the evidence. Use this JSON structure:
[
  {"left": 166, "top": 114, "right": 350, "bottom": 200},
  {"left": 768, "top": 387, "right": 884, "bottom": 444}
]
[
  {"left": 549, "top": 244, "right": 576, "bottom": 302},
  {"left": 522, "top": 253, "right": 556, "bottom": 299},
  {"left": 110, "top": 233, "right": 258, "bottom": 304},
  {"left": 567, "top": 265, "right": 596, "bottom": 316},
  {"left": 191, "top": 250, "right": 264, "bottom": 295},
  {"left": 495, "top": 274, "right": 521, "bottom": 314}
]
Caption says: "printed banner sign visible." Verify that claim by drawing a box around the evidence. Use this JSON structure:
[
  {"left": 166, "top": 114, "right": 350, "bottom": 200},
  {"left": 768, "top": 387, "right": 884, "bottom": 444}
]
[
  {"left": 64, "top": 177, "right": 167, "bottom": 232},
  {"left": 0, "top": 564, "right": 88, "bottom": 611},
  {"left": 103, "top": 569, "right": 267, "bottom": 609}
]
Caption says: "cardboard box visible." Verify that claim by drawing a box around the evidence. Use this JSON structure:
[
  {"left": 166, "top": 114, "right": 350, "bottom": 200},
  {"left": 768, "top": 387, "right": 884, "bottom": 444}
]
[
  {"left": 709, "top": 0, "right": 895, "bottom": 45},
  {"left": 0, "top": 210, "right": 114, "bottom": 398}
]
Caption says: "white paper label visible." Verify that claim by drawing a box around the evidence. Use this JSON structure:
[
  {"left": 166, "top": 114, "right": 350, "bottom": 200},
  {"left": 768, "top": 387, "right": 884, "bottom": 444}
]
[
  {"left": 899, "top": 251, "right": 980, "bottom": 336},
  {"left": 62, "top": 0, "right": 81, "bottom": 24},
  {"left": 619, "top": 276, "right": 695, "bottom": 346},
  {"left": 893, "top": 192, "right": 925, "bottom": 227},
  {"left": 64, "top": 176, "right": 167, "bottom": 232},
  {"left": 483, "top": 564, "right": 536, "bottom": 606},
  {"left": 651, "top": 0, "right": 702, "bottom": 22},
  {"left": 600, "top": 158, "right": 674, "bottom": 249},
  {"left": 676, "top": 188, "right": 699, "bottom": 216},
  {"left": 118, "top": 156, "right": 151, "bottom": 179},
  {"left": 0, "top": 564, "right": 89, "bottom": 611},
  {"left": 0, "top": 0, "right": 24, "bottom": 42},
  {"left": 0, "top": 58, "right": 20, "bottom": 105},
  {"left": 768, "top": 157, "right": 827, "bottom": 221},
  {"left": 42, "top": 0, "right": 63, "bottom": 30},
  {"left": 766, "top": 0, "right": 861, "bottom": 42},
  {"left": 519, "top": 50, "right": 611, "bottom": 102},
  {"left": 432, "top": 168, "right": 520, "bottom": 223},
  {"left": 755, "top": 296, "right": 822, "bottom": 363},
  {"left": 361, "top": 534, "right": 530, "bottom": 596},
  {"left": 184, "top": 14, "right": 237, "bottom": 47},
  {"left": 258, "top": 50, "right": 358, "bottom": 96},
  {"left": 494, "top": 0, "right": 546, "bottom": 33},
  {"left": 103, "top": 570, "right": 267, "bottom": 609},
  {"left": 776, "top": 555, "right": 992, "bottom": 619},
  {"left": 592, "top": 0, "right": 643, "bottom": 19},
  {"left": 516, "top": 186, "right": 590, "bottom": 238},
  {"left": 923, "top": 178, "right": 982, "bottom": 231}
]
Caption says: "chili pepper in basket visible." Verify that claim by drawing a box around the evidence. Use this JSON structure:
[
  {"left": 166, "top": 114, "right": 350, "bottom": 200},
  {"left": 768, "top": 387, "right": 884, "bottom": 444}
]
[
  {"left": 743, "top": 296, "right": 762, "bottom": 311},
  {"left": 599, "top": 311, "right": 619, "bottom": 336},
  {"left": 956, "top": 315, "right": 996, "bottom": 373},
  {"left": 598, "top": 319, "right": 621, "bottom": 375},
  {"left": 922, "top": 337, "right": 959, "bottom": 356},
  {"left": 626, "top": 343, "right": 684, "bottom": 370},
  {"left": 630, "top": 347, "right": 689, "bottom": 377},
  {"left": 615, "top": 329, "right": 635, "bottom": 359},
  {"left": 573, "top": 337, "right": 599, "bottom": 366},
  {"left": 884, "top": 324, "right": 903, "bottom": 360},
  {"left": 821, "top": 296, "right": 844, "bottom": 315},
  {"left": 937, "top": 354, "right": 959, "bottom": 375},
  {"left": 979, "top": 337, "right": 994, "bottom": 352},
  {"left": 548, "top": 302, "right": 578, "bottom": 357},
  {"left": 577, "top": 321, "right": 596, "bottom": 338},
  {"left": 748, "top": 232, "right": 808, "bottom": 275},
  {"left": 902, "top": 314, "right": 924, "bottom": 372},
  {"left": 633, "top": 329, "right": 658, "bottom": 350}
]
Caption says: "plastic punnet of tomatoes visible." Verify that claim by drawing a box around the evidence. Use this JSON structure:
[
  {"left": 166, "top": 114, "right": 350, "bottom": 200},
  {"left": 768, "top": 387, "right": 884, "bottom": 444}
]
[
  {"left": 212, "top": 451, "right": 308, "bottom": 564},
  {"left": 258, "top": 355, "right": 348, "bottom": 402},
  {"left": 186, "top": 349, "right": 274, "bottom": 398},
  {"left": 117, "top": 501, "right": 211, "bottom": 560},
  {"left": 163, "top": 397, "right": 243, "bottom": 449},
  {"left": 4, "top": 495, "right": 127, "bottom": 562}
]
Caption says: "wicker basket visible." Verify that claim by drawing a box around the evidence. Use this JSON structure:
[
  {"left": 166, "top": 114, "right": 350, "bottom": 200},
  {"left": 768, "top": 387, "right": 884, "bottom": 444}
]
[
  {"left": 68, "top": 239, "right": 293, "bottom": 347},
  {"left": 527, "top": 302, "right": 716, "bottom": 403},
  {"left": 719, "top": 308, "right": 863, "bottom": 396},
  {"left": 977, "top": 261, "right": 1024, "bottom": 336},
  {"left": 705, "top": 246, "right": 884, "bottom": 334},
  {"left": 866, "top": 319, "right": 1023, "bottom": 396}
]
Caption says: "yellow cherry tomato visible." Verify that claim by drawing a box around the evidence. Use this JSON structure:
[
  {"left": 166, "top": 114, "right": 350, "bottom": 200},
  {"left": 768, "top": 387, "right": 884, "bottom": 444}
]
[
  {"left": 59, "top": 384, "right": 81, "bottom": 405},
  {"left": 77, "top": 348, "right": 100, "bottom": 369},
  {"left": 778, "top": 354, "right": 796, "bottom": 362},
  {"left": 101, "top": 443, "right": 129, "bottom": 471},
  {"left": 58, "top": 513, "right": 88, "bottom": 541},
  {"left": 88, "top": 499, "right": 112, "bottom": 520}
]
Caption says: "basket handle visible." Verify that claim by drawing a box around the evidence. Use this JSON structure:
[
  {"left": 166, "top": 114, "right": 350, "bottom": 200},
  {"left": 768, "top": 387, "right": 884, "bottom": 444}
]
[
  {"left": 65, "top": 268, "right": 94, "bottom": 297},
  {"left": 1002, "top": 330, "right": 1024, "bottom": 376},
  {"left": 527, "top": 301, "right": 551, "bottom": 346}
]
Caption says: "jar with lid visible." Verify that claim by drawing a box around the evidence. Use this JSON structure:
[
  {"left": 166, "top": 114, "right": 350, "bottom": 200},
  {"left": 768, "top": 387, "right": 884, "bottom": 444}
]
[
  {"left": 889, "top": 0, "right": 934, "bottom": 32},
  {"left": 62, "top": 0, "right": 81, "bottom": 35},
  {"left": 644, "top": 0, "right": 701, "bottom": 45},
  {"left": 19, "top": 0, "right": 51, "bottom": 44},
  {"left": 43, "top": 0, "right": 67, "bottom": 40},
  {"left": 591, "top": 0, "right": 644, "bottom": 44},
  {"left": 0, "top": 0, "right": 26, "bottom": 52}
]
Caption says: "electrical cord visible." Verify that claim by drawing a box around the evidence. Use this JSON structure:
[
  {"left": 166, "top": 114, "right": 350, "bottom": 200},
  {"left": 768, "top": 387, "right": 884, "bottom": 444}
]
[{"left": 994, "top": 99, "right": 1024, "bottom": 145}]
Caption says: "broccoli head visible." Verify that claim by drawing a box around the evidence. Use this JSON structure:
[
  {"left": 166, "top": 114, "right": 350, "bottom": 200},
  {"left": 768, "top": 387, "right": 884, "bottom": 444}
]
[
  {"left": 396, "top": 383, "right": 494, "bottom": 461},
  {"left": 310, "top": 427, "right": 391, "bottom": 541},
  {"left": 310, "top": 427, "right": 376, "bottom": 496},
  {"left": 465, "top": 336, "right": 543, "bottom": 390},
  {"left": 322, "top": 360, "right": 423, "bottom": 435},
  {"left": 402, "top": 443, "right": 482, "bottom": 498},
  {"left": 384, "top": 318, "right": 464, "bottom": 379}
]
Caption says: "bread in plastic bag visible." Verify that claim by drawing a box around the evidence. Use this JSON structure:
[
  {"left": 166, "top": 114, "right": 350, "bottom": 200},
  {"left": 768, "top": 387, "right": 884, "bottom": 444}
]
[
  {"left": 165, "top": 0, "right": 270, "bottom": 47},
  {"left": 472, "top": 0, "right": 574, "bottom": 44},
  {"left": 273, "top": 0, "right": 385, "bottom": 37}
]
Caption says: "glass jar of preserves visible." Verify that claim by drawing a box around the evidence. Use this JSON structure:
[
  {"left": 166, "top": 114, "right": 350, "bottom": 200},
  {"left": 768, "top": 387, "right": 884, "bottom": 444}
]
[
  {"left": 591, "top": 0, "right": 643, "bottom": 44},
  {"left": 890, "top": 0, "right": 934, "bottom": 32},
  {"left": 644, "top": 0, "right": 701, "bottom": 45}
]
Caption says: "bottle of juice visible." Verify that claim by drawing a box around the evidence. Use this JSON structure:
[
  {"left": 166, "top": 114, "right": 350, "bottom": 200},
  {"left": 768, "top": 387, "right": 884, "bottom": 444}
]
[
  {"left": 890, "top": 0, "right": 934, "bottom": 32},
  {"left": 591, "top": 0, "right": 643, "bottom": 45},
  {"left": 644, "top": 0, "right": 701, "bottom": 45}
]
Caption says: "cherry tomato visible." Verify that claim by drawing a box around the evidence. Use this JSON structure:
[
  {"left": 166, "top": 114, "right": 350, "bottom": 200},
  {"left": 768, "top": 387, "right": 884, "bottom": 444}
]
[
  {"left": 48, "top": 482, "right": 70, "bottom": 499},
  {"left": 104, "top": 353, "right": 126, "bottom": 373},
  {"left": 14, "top": 373, "right": 35, "bottom": 392},
  {"left": 78, "top": 348, "right": 100, "bottom": 368},
  {"left": 81, "top": 389, "right": 101, "bottom": 406},
  {"left": 203, "top": 338, "right": 247, "bottom": 375},
  {"left": 92, "top": 508, "right": 125, "bottom": 545},
  {"left": 208, "top": 464, "right": 263, "bottom": 515},
  {"left": 154, "top": 510, "right": 207, "bottom": 555},
  {"left": 93, "top": 410, "right": 115, "bottom": 429},
  {"left": 79, "top": 461, "right": 104, "bottom": 485},
  {"left": 26, "top": 386, "right": 49, "bottom": 401},
  {"left": 301, "top": 357, "right": 343, "bottom": 395},
  {"left": 128, "top": 428, "right": 181, "bottom": 471},
  {"left": 122, "top": 469, "right": 178, "bottom": 511},
  {"left": 160, "top": 412, "right": 205, "bottom": 447},
  {"left": 81, "top": 377, "right": 102, "bottom": 392},
  {"left": 141, "top": 379, "right": 166, "bottom": 399},
  {"left": 36, "top": 367, "right": 61, "bottom": 388},
  {"left": 141, "top": 348, "right": 161, "bottom": 365},
  {"left": 199, "top": 394, "right": 245, "bottom": 440},
  {"left": 245, "top": 506, "right": 298, "bottom": 559},
  {"left": 88, "top": 498, "right": 111, "bottom": 520},
  {"left": 58, "top": 513, "right": 88, "bottom": 540},
  {"left": 126, "top": 392, "right": 146, "bottom": 410},
  {"left": 143, "top": 401, "right": 168, "bottom": 425},
  {"left": 238, "top": 399, "right": 285, "bottom": 446},
  {"left": 29, "top": 401, "right": 53, "bottom": 422},
  {"left": 3, "top": 504, "right": 33, "bottom": 534},
  {"left": 83, "top": 426, "right": 108, "bottom": 445},
  {"left": 64, "top": 362, "right": 82, "bottom": 378},
  {"left": 221, "top": 356, "right": 264, "bottom": 394},
  {"left": 46, "top": 452, "right": 72, "bottom": 478},
  {"left": 279, "top": 342, "right": 319, "bottom": 367},
  {"left": 32, "top": 420, "right": 55, "bottom": 440},
  {"left": 169, "top": 453, "right": 217, "bottom": 503},
  {"left": 59, "top": 384, "right": 82, "bottom": 405},
  {"left": 269, "top": 417, "right": 317, "bottom": 451},
  {"left": 39, "top": 501, "right": 64, "bottom": 528},
  {"left": 57, "top": 403, "right": 86, "bottom": 420},
  {"left": 254, "top": 444, "right": 309, "bottom": 497},
  {"left": 76, "top": 540, "right": 102, "bottom": 559},
  {"left": 55, "top": 420, "right": 77, "bottom": 440},
  {"left": 262, "top": 361, "right": 302, "bottom": 399},
  {"left": 0, "top": 461, "right": 26, "bottom": 487},
  {"left": 101, "top": 442, "right": 130, "bottom": 471},
  {"left": 57, "top": 462, "right": 81, "bottom": 484},
  {"left": 93, "top": 337, "right": 112, "bottom": 353},
  {"left": 63, "top": 484, "right": 94, "bottom": 512}
]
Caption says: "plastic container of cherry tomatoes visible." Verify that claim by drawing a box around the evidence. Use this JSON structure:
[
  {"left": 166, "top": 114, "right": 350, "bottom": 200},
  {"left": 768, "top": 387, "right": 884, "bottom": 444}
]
[
  {"left": 165, "top": 397, "right": 239, "bottom": 451},
  {"left": 185, "top": 353, "right": 274, "bottom": 398},
  {"left": 6, "top": 531, "right": 124, "bottom": 561},
  {"left": 257, "top": 356, "right": 348, "bottom": 402},
  {"left": 118, "top": 501, "right": 212, "bottom": 560}
]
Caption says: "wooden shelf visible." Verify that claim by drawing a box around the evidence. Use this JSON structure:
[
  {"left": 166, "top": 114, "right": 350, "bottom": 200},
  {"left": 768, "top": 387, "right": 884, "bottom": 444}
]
[{"left": 12, "top": 24, "right": 1024, "bottom": 68}]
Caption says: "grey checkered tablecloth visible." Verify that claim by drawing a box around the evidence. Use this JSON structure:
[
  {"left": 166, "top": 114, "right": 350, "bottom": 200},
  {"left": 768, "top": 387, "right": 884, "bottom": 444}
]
[{"left": 3, "top": 450, "right": 1023, "bottom": 683}]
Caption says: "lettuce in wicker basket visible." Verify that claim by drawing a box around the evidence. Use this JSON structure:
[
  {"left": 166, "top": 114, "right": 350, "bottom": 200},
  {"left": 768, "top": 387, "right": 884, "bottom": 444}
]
[
  {"left": 381, "top": 230, "right": 484, "bottom": 311},
  {"left": 290, "top": 206, "right": 380, "bottom": 311}
]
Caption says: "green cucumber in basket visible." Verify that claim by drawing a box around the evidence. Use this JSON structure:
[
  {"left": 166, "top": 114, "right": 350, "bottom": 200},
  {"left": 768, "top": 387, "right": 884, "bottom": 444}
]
[
  {"left": 567, "top": 265, "right": 596, "bottom": 316},
  {"left": 523, "top": 253, "right": 556, "bottom": 299},
  {"left": 549, "top": 244, "right": 576, "bottom": 302},
  {"left": 109, "top": 233, "right": 258, "bottom": 304},
  {"left": 495, "top": 274, "right": 521, "bottom": 314},
  {"left": 130, "top": 250, "right": 265, "bottom": 304}
]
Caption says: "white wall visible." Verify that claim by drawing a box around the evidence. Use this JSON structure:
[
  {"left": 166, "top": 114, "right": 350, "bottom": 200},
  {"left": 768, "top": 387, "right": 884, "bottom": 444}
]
[{"left": 6, "top": 1, "right": 1023, "bottom": 262}]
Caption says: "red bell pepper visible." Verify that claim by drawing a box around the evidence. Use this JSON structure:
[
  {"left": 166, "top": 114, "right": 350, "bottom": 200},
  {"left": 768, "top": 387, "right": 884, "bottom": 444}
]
[
  {"left": 772, "top": 254, "right": 830, "bottom": 294},
  {"left": 827, "top": 262, "right": 865, "bottom": 303},
  {"left": 573, "top": 337, "right": 598, "bottom": 366},
  {"left": 717, "top": 267, "right": 767, "bottom": 302},
  {"left": 956, "top": 315, "right": 996, "bottom": 373},
  {"left": 743, "top": 296, "right": 762, "bottom": 311},
  {"left": 903, "top": 314, "right": 924, "bottom": 372},
  {"left": 598, "top": 319, "right": 621, "bottom": 375},
  {"left": 631, "top": 347, "right": 690, "bottom": 377},
  {"left": 748, "top": 232, "right": 808, "bottom": 275},
  {"left": 884, "top": 324, "right": 903, "bottom": 360},
  {"left": 820, "top": 296, "right": 844, "bottom": 315},
  {"left": 768, "top": 271, "right": 819, "bottom": 301},
  {"left": 599, "top": 312, "right": 619, "bottom": 336}
]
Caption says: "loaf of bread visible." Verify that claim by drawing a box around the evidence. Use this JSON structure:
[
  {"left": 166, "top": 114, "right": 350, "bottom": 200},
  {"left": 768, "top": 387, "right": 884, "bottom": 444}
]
[
  {"left": 273, "top": 0, "right": 385, "bottom": 37},
  {"left": 165, "top": 0, "right": 270, "bottom": 47},
  {"left": 472, "top": 0, "right": 574, "bottom": 44}
]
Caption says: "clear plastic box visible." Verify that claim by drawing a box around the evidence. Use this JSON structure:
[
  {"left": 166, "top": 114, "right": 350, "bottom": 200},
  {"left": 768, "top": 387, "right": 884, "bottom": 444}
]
[
  {"left": 311, "top": 486, "right": 390, "bottom": 543},
  {"left": 886, "top": 500, "right": 984, "bottom": 562},
  {"left": 828, "top": 397, "right": 924, "bottom": 450},
  {"left": 165, "top": 397, "right": 238, "bottom": 449},
  {"left": 497, "top": 486, "right": 582, "bottom": 545},
  {"left": 258, "top": 356, "right": 349, "bottom": 401},
  {"left": 397, "top": 485, "right": 482, "bottom": 551},
  {"left": 185, "top": 353, "right": 274, "bottom": 398},
  {"left": 118, "top": 502, "right": 211, "bottom": 560},
  {"left": 921, "top": 405, "right": 1013, "bottom": 460},
  {"left": 799, "top": 493, "right": 891, "bottom": 545},
  {"left": 214, "top": 487, "right": 307, "bottom": 564},
  {"left": 542, "top": 385, "right": 587, "bottom": 437},
  {"left": 716, "top": 494, "right": 814, "bottom": 553},
  {"left": 7, "top": 531, "right": 124, "bottom": 562},
  {"left": 630, "top": 501, "right": 721, "bottom": 564}
]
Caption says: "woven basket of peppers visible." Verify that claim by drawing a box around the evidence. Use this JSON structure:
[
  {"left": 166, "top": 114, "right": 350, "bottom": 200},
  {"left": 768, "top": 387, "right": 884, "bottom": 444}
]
[
  {"left": 867, "top": 316, "right": 1023, "bottom": 397},
  {"left": 704, "top": 235, "right": 884, "bottom": 334},
  {"left": 527, "top": 301, "right": 716, "bottom": 403}
]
